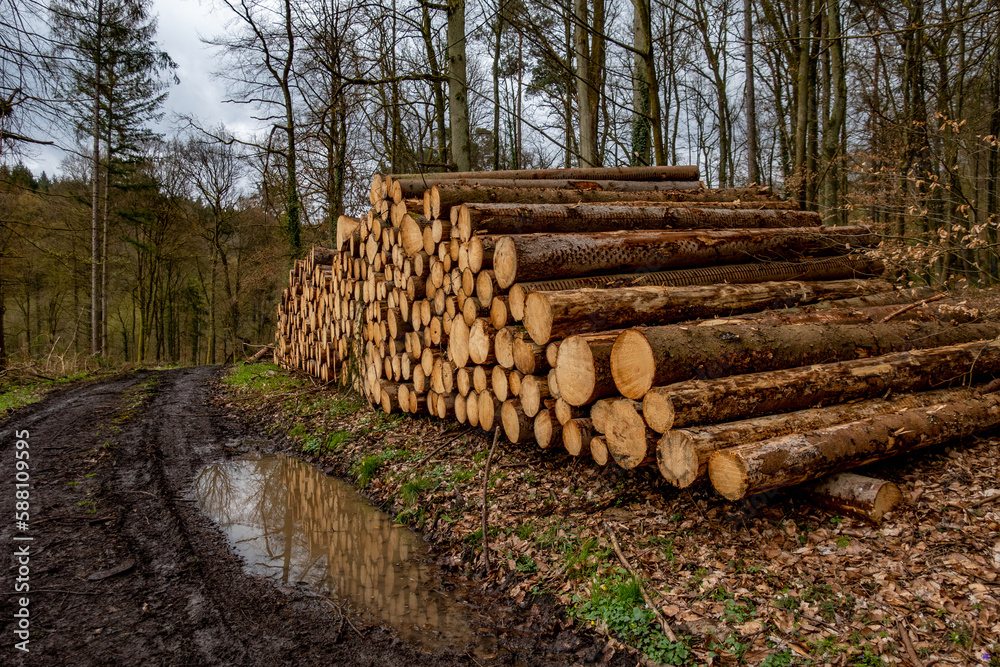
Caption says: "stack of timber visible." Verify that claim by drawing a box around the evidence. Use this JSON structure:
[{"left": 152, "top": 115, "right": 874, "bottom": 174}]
[{"left": 274, "top": 165, "right": 1000, "bottom": 512}]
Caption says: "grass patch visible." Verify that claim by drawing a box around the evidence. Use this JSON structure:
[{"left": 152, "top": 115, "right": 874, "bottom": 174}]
[
  {"left": 352, "top": 449, "right": 400, "bottom": 488},
  {"left": 573, "top": 568, "right": 693, "bottom": 665},
  {"left": 224, "top": 362, "right": 303, "bottom": 392},
  {"left": 400, "top": 476, "right": 436, "bottom": 505},
  {"left": 0, "top": 370, "right": 94, "bottom": 415}
]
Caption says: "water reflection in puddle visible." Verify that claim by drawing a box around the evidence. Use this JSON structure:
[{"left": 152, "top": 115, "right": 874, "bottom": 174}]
[{"left": 194, "top": 452, "right": 492, "bottom": 654}]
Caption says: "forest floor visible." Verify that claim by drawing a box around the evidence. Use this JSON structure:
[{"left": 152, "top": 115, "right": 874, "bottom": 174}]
[
  {"left": 0, "top": 367, "right": 623, "bottom": 666},
  {"left": 214, "top": 362, "right": 1000, "bottom": 667}
]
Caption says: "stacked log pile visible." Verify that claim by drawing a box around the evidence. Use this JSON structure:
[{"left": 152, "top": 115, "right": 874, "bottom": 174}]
[{"left": 275, "top": 165, "right": 1000, "bottom": 509}]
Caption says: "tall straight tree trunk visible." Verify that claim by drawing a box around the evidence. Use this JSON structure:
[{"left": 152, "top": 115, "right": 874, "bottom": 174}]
[
  {"left": 493, "top": 3, "right": 503, "bottom": 171},
  {"left": 447, "top": 0, "right": 471, "bottom": 171},
  {"left": 101, "top": 98, "right": 111, "bottom": 355},
  {"left": 794, "top": 0, "right": 810, "bottom": 207},
  {"left": 822, "top": 0, "right": 846, "bottom": 224},
  {"left": 743, "top": 0, "right": 758, "bottom": 184},
  {"left": 90, "top": 0, "right": 104, "bottom": 356},
  {"left": 281, "top": 0, "right": 301, "bottom": 257},
  {"left": 419, "top": 1, "right": 449, "bottom": 168},
  {"left": 988, "top": 38, "right": 1000, "bottom": 280},
  {"left": 631, "top": 0, "right": 652, "bottom": 166},
  {"left": 575, "top": 0, "right": 603, "bottom": 166}
]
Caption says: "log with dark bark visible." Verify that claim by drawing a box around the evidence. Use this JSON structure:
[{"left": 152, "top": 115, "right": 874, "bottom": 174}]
[
  {"left": 493, "top": 227, "right": 877, "bottom": 289},
  {"left": 709, "top": 394, "right": 1000, "bottom": 500},
  {"left": 388, "top": 165, "right": 700, "bottom": 182},
  {"left": 525, "top": 278, "right": 890, "bottom": 344},
  {"left": 457, "top": 203, "right": 820, "bottom": 236},
  {"left": 656, "top": 387, "right": 977, "bottom": 487},
  {"left": 433, "top": 185, "right": 778, "bottom": 211},
  {"left": 644, "top": 339, "right": 1000, "bottom": 430},
  {"left": 398, "top": 177, "right": 703, "bottom": 197},
  {"left": 802, "top": 473, "right": 903, "bottom": 523},
  {"left": 506, "top": 256, "right": 885, "bottom": 320},
  {"left": 611, "top": 319, "right": 1000, "bottom": 402}
]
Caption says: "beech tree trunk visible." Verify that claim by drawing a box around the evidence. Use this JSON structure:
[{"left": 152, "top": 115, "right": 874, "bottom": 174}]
[
  {"left": 525, "top": 277, "right": 889, "bottom": 345},
  {"left": 611, "top": 319, "right": 1000, "bottom": 401},
  {"left": 493, "top": 226, "right": 876, "bottom": 289},
  {"left": 645, "top": 339, "right": 1000, "bottom": 429},
  {"left": 656, "top": 386, "right": 977, "bottom": 487},
  {"left": 709, "top": 394, "right": 1000, "bottom": 500},
  {"left": 446, "top": 0, "right": 471, "bottom": 171},
  {"left": 432, "top": 184, "right": 777, "bottom": 210},
  {"left": 398, "top": 178, "right": 700, "bottom": 196}
]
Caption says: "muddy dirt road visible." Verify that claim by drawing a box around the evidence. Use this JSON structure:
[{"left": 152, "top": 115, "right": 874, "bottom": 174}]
[{"left": 1, "top": 368, "right": 611, "bottom": 666}]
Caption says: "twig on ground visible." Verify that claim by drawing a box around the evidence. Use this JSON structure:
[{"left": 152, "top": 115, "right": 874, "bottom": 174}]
[
  {"left": 881, "top": 294, "right": 946, "bottom": 322},
  {"left": 409, "top": 431, "right": 471, "bottom": 473},
  {"left": 897, "top": 620, "right": 925, "bottom": 667},
  {"left": 603, "top": 521, "right": 677, "bottom": 642},
  {"left": 482, "top": 427, "right": 500, "bottom": 577},
  {"left": 966, "top": 492, "right": 1000, "bottom": 509},
  {"left": 246, "top": 345, "right": 274, "bottom": 363}
]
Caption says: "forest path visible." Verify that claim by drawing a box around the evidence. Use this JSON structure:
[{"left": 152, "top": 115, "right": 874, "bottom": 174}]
[{"left": 0, "top": 367, "right": 604, "bottom": 665}]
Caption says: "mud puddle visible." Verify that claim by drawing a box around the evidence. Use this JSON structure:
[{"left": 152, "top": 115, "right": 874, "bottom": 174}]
[{"left": 194, "top": 452, "right": 496, "bottom": 656}]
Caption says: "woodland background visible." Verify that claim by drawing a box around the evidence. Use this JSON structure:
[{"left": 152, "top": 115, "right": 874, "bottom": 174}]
[{"left": 1, "top": 0, "right": 998, "bottom": 367}]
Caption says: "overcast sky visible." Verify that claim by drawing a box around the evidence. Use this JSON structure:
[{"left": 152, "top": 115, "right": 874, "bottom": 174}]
[{"left": 23, "top": 0, "right": 254, "bottom": 177}]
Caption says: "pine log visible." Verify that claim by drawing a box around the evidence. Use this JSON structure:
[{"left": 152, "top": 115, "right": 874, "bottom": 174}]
[
  {"left": 473, "top": 365, "right": 489, "bottom": 393},
  {"left": 458, "top": 203, "right": 821, "bottom": 236},
  {"left": 493, "top": 227, "right": 876, "bottom": 289},
  {"left": 490, "top": 296, "right": 509, "bottom": 329},
  {"left": 590, "top": 436, "right": 610, "bottom": 466},
  {"left": 400, "top": 178, "right": 702, "bottom": 197},
  {"left": 466, "top": 389, "right": 480, "bottom": 427},
  {"left": 520, "top": 374, "right": 550, "bottom": 418},
  {"left": 336, "top": 216, "right": 360, "bottom": 251},
  {"left": 434, "top": 185, "right": 779, "bottom": 211},
  {"left": 454, "top": 393, "right": 467, "bottom": 423},
  {"left": 555, "top": 398, "right": 586, "bottom": 425},
  {"left": 534, "top": 409, "right": 562, "bottom": 449},
  {"left": 478, "top": 391, "right": 499, "bottom": 431},
  {"left": 563, "top": 419, "right": 596, "bottom": 457},
  {"left": 657, "top": 387, "right": 977, "bottom": 488},
  {"left": 647, "top": 339, "right": 1000, "bottom": 429},
  {"left": 513, "top": 336, "right": 550, "bottom": 375},
  {"left": 448, "top": 317, "right": 471, "bottom": 367},
  {"left": 504, "top": 255, "right": 885, "bottom": 321},
  {"left": 553, "top": 331, "right": 622, "bottom": 406},
  {"left": 390, "top": 165, "right": 700, "bottom": 183},
  {"left": 501, "top": 399, "right": 534, "bottom": 444},
  {"left": 691, "top": 299, "right": 977, "bottom": 329},
  {"left": 525, "top": 277, "right": 890, "bottom": 344},
  {"left": 709, "top": 394, "right": 1000, "bottom": 500},
  {"left": 612, "top": 319, "right": 1000, "bottom": 403},
  {"left": 604, "top": 400, "right": 660, "bottom": 469},
  {"left": 494, "top": 325, "right": 521, "bottom": 369},
  {"left": 469, "top": 319, "right": 497, "bottom": 365},
  {"left": 801, "top": 473, "right": 902, "bottom": 523},
  {"left": 492, "top": 365, "right": 510, "bottom": 401}
]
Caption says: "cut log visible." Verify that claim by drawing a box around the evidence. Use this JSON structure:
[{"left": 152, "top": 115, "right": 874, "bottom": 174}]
[
  {"left": 469, "top": 319, "right": 497, "bottom": 365},
  {"left": 590, "top": 436, "right": 610, "bottom": 466},
  {"left": 534, "top": 409, "right": 562, "bottom": 449},
  {"left": 708, "top": 394, "right": 1000, "bottom": 500},
  {"left": 448, "top": 317, "right": 471, "bottom": 367},
  {"left": 802, "top": 473, "right": 902, "bottom": 523},
  {"left": 555, "top": 398, "right": 586, "bottom": 425},
  {"left": 336, "top": 215, "right": 360, "bottom": 251},
  {"left": 493, "top": 226, "right": 877, "bottom": 289},
  {"left": 526, "top": 277, "right": 891, "bottom": 345},
  {"left": 563, "top": 418, "right": 595, "bottom": 457},
  {"left": 513, "top": 336, "right": 550, "bottom": 375},
  {"left": 459, "top": 203, "right": 820, "bottom": 235},
  {"left": 490, "top": 296, "right": 509, "bottom": 329},
  {"left": 506, "top": 256, "right": 885, "bottom": 320},
  {"left": 492, "top": 365, "right": 510, "bottom": 401},
  {"left": 501, "top": 399, "right": 534, "bottom": 444},
  {"left": 604, "top": 400, "right": 659, "bottom": 469},
  {"left": 399, "top": 177, "right": 702, "bottom": 195},
  {"left": 390, "top": 165, "right": 700, "bottom": 183},
  {"left": 656, "top": 387, "right": 977, "bottom": 488},
  {"left": 520, "top": 374, "right": 550, "bottom": 418},
  {"left": 553, "top": 331, "right": 622, "bottom": 406},
  {"left": 434, "top": 185, "right": 779, "bottom": 210},
  {"left": 613, "top": 319, "right": 1000, "bottom": 402},
  {"left": 494, "top": 325, "right": 521, "bottom": 369},
  {"left": 478, "top": 391, "right": 499, "bottom": 431},
  {"left": 647, "top": 339, "right": 1000, "bottom": 429}
]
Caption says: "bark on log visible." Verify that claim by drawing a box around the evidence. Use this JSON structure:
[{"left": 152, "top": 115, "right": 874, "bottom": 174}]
[
  {"left": 513, "top": 336, "right": 550, "bottom": 375},
  {"left": 506, "top": 256, "right": 884, "bottom": 321},
  {"left": 389, "top": 165, "right": 700, "bottom": 182},
  {"left": 525, "top": 277, "right": 890, "bottom": 344},
  {"left": 494, "top": 227, "right": 877, "bottom": 289},
  {"left": 434, "top": 184, "right": 778, "bottom": 210},
  {"left": 802, "top": 473, "right": 903, "bottom": 523},
  {"left": 397, "top": 177, "right": 702, "bottom": 196},
  {"left": 656, "top": 387, "right": 977, "bottom": 488},
  {"left": 613, "top": 319, "right": 1000, "bottom": 403},
  {"left": 459, "top": 204, "right": 820, "bottom": 236},
  {"left": 647, "top": 339, "right": 1000, "bottom": 429},
  {"left": 709, "top": 394, "right": 1000, "bottom": 500}
]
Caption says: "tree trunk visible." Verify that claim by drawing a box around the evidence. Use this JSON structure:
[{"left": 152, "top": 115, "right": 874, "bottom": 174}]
[
  {"left": 657, "top": 386, "right": 977, "bottom": 488},
  {"left": 433, "top": 184, "right": 777, "bottom": 210},
  {"left": 743, "top": 0, "right": 759, "bottom": 184},
  {"left": 575, "top": 0, "right": 597, "bottom": 166},
  {"left": 821, "top": 0, "right": 846, "bottom": 223},
  {"left": 525, "top": 277, "right": 888, "bottom": 344},
  {"left": 507, "top": 255, "right": 883, "bottom": 319},
  {"left": 794, "top": 0, "right": 811, "bottom": 207},
  {"left": 709, "top": 394, "right": 1000, "bottom": 500},
  {"left": 458, "top": 204, "right": 818, "bottom": 236},
  {"left": 494, "top": 226, "right": 875, "bottom": 289},
  {"left": 90, "top": 0, "right": 103, "bottom": 357},
  {"left": 447, "top": 0, "right": 471, "bottom": 171},
  {"left": 646, "top": 339, "right": 1000, "bottom": 429}
]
